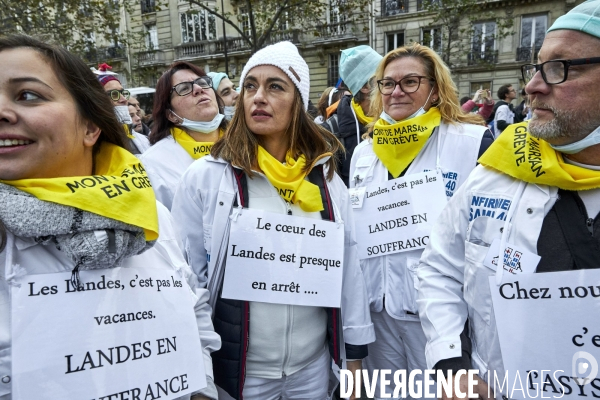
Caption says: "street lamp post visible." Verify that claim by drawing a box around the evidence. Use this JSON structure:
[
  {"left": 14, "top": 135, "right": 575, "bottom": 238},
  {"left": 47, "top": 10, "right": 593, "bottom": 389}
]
[{"left": 221, "top": 0, "right": 229, "bottom": 75}]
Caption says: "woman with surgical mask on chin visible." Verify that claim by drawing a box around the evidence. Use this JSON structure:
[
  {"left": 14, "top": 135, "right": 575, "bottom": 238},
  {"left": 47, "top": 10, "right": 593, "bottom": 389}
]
[
  {"left": 349, "top": 43, "right": 494, "bottom": 399},
  {"left": 140, "top": 61, "right": 227, "bottom": 210}
]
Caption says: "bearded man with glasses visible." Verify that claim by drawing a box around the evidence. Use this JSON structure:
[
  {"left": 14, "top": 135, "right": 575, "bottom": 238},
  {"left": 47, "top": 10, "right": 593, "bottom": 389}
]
[{"left": 416, "top": 2, "right": 600, "bottom": 399}]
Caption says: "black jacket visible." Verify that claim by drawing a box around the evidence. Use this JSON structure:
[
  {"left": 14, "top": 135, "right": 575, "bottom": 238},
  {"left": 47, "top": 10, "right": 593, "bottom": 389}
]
[
  {"left": 212, "top": 166, "right": 368, "bottom": 400},
  {"left": 321, "top": 95, "right": 366, "bottom": 187}
]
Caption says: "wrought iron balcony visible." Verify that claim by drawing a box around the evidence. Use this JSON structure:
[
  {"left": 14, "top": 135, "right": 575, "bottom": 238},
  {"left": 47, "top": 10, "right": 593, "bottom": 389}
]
[
  {"left": 137, "top": 49, "right": 165, "bottom": 65},
  {"left": 83, "top": 46, "right": 127, "bottom": 64},
  {"left": 516, "top": 46, "right": 541, "bottom": 63},
  {"left": 314, "top": 21, "right": 364, "bottom": 41},
  {"left": 176, "top": 31, "right": 301, "bottom": 60},
  {"left": 467, "top": 50, "right": 498, "bottom": 66},
  {"left": 382, "top": 0, "right": 408, "bottom": 16}
]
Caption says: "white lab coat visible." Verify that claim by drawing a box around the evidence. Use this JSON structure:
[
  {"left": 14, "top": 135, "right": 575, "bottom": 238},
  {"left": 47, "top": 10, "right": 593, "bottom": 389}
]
[
  {"left": 417, "top": 165, "right": 558, "bottom": 394},
  {"left": 0, "top": 202, "right": 221, "bottom": 399},
  {"left": 139, "top": 136, "right": 195, "bottom": 210},
  {"left": 170, "top": 155, "right": 376, "bottom": 348},
  {"left": 349, "top": 122, "right": 487, "bottom": 320}
]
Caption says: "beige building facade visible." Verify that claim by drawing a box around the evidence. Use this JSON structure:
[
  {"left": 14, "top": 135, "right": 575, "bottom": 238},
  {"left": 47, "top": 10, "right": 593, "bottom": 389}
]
[
  {"left": 119, "top": 0, "right": 584, "bottom": 105},
  {"left": 374, "top": 0, "right": 585, "bottom": 101}
]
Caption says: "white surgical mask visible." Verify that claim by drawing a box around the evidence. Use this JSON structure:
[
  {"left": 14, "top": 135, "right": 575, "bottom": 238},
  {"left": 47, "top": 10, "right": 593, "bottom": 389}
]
[
  {"left": 551, "top": 125, "right": 600, "bottom": 154},
  {"left": 223, "top": 106, "right": 236, "bottom": 121},
  {"left": 114, "top": 105, "right": 132, "bottom": 124},
  {"left": 380, "top": 87, "right": 435, "bottom": 124},
  {"left": 171, "top": 110, "right": 224, "bottom": 134}
]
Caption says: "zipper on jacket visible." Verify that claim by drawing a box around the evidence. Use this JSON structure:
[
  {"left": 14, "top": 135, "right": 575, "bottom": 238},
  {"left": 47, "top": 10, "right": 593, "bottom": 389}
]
[
  {"left": 281, "top": 305, "right": 293, "bottom": 376},
  {"left": 285, "top": 201, "right": 292, "bottom": 215},
  {"left": 587, "top": 218, "right": 594, "bottom": 236}
]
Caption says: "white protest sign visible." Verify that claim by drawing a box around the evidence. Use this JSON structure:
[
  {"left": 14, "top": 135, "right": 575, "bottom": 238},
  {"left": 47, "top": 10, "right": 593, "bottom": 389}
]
[
  {"left": 490, "top": 269, "right": 600, "bottom": 399},
  {"left": 11, "top": 267, "right": 206, "bottom": 400},
  {"left": 352, "top": 171, "right": 447, "bottom": 259},
  {"left": 221, "top": 208, "right": 344, "bottom": 307}
]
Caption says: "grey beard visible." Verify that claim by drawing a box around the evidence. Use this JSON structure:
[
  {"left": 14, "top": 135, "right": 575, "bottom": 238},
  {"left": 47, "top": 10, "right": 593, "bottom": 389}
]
[{"left": 529, "top": 104, "right": 600, "bottom": 141}]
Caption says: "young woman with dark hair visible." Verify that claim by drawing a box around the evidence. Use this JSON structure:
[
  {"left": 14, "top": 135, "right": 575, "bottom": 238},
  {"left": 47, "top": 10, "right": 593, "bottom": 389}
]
[
  {"left": 140, "top": 61, "right": 227, "bottom": 210},
  {"left": 0, "top": 36, "right": 219, "bottom": 400},
  {"left": 170, "top": 41, "right": 374, "bottom": 400}
]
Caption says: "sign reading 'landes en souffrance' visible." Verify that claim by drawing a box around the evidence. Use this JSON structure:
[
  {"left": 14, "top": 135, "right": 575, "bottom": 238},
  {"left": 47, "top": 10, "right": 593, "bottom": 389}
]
[
  {"left": 352, "top": 171, "right": 447, "bottom": 259},
  {"left": 222, "top": 208, "right": 345, "bottom": 308},
  {"left": 11, "top": 267, "right": 206, "bottom": 400}
]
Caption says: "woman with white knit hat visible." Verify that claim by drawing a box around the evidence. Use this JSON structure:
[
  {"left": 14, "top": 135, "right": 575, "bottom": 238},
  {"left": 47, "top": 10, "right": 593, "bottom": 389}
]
[{"left": 171, "top": 41, "right": 374, "bottom": 400}]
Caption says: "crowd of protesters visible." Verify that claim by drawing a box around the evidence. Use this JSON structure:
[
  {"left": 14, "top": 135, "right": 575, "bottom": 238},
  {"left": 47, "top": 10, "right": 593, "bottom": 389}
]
[{"left": 1, "top": 1, "right": 600, "bottom": 399}]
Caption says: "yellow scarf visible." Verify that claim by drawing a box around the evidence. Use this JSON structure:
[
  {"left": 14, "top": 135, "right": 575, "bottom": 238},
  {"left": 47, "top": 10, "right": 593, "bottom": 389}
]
[
  {"left": 1, "top": 142, "right": 159, "bottom": 240},
  {"left": 256, "top": 146, "right": 330, "bottom": 213},
  {"left": 372, "top": 107, "right": 442, "bottom": 178},
  {"left": 479, "top": 122, "right": 600, "bottom": 190},
  {"left": 171, "top": 127, "right": 216, "bottom": 160},
  {"left": 124, "top": 124, "right": 135, "bottom": 139},
  {"left": 352, "top": 99, "right": 373, "bottom": 126}
]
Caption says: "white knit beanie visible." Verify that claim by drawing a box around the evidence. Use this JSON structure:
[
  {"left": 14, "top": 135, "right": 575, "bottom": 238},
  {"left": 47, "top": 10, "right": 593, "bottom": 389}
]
[{"left": 239, "top": 41, "right": 310, "bottom": 110}]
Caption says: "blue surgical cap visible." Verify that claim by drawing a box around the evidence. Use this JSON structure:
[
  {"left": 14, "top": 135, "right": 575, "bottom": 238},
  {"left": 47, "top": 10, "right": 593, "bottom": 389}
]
[
  {"left": 548, "top": 0, "right": 600, "bottom": 39},
  {"left": 339, "top": 45, "right": 382, "bottom": 95},
  {"left": 207, "top": 72, "right": 229, "bottom": 91}
]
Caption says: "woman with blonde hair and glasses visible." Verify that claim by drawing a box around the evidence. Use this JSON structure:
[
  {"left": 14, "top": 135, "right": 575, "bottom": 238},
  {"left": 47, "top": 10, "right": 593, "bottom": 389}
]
[
  {"left": 171, "top": 41, "right": 374, "bottom": 400},
  {"left": 349, "top": 43, "right": 493, "bottom": 399}
]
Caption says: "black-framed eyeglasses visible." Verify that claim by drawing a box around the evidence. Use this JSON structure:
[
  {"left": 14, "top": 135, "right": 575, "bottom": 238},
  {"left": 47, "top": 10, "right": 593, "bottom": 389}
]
[
  {"left": 377, "top": 76, "right": 434, "bottom": 95},
  {"left": 521, "top": 57, "right": 600, "bottom": 85},
  {"left": 171, "top": 76, "right": 213, "bottom": 96},
  {"left": 106, "top": 89, "right": 130, "bottom": 101}
]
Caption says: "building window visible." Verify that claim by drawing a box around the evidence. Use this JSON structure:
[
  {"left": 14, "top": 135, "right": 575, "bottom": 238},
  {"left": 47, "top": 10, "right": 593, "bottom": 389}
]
[
  {"left": 417, "top": 0, "right": 441, "bottom": 11},
  {"left": 180, "top": 10, "right": 216, "bottom": 43},
  {"left": 141, "top": 0, "right": 155, "bottom": 14},
  {"left": 328, "top": 53, "right": 339, "bottom": 87},
  {"left": 422, "top": 27, "right": 441, "bottom": 53},
  {"left": 469, "top": 22, "right": 497, "bottom": 64},
  {"left": 386, "top": 31, "right": 405, "bottom": 52},
  {"left": 327, "top": 0, "right": 347, "bottom": 36},
  {"left": 518, "top": 14, "right": 547, "bottom": 62},
  {"left": 469, "top": 81, "right": 492, "bottom": 98},
  {"left": 145, "top": 24, "right": 158, "bottom": 50},
  {"left": 382, "top": 0, "right": 408, "bottom": 17},
  {"left": 239, "top": 7, "right": 251, "bottom": 38}
]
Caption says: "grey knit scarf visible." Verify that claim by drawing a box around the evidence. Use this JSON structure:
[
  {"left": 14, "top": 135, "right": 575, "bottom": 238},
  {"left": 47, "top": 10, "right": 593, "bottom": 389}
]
[{"left": 0, "top": 183, "right": 153, "bottom": 282}]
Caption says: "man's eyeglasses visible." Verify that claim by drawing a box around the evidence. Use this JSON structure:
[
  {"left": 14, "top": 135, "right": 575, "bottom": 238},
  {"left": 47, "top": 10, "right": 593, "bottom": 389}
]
[
  {"left": 171, "top": 76, "right": 213, "bottom": 96},
  {"left": 377, "top": 76, "right": 433, "bottom": 95},
  {"left": 106, "top": 89, "right": 130, "bottom": 101},
  {"left": 521, "top": 57, "right": 600, "bottom": 85}
]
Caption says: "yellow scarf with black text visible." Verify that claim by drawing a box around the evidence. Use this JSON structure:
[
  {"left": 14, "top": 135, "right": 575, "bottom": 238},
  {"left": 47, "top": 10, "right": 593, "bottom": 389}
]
[
  {"left": 352, "top": 99, "right": 373, "bottom": 126},
  {"left": 372, "top": 107, "right": 441, "bottom": 178},
  {"left": 124, "top": 124, "right": 135, "bottom": 139},
  {"left": 479, "top": 122, "right": 600, "bottom": 190},
  {"left": 1, "top": 142, "right": 159, "bottom": 240},
  {"left": 172, "top": 127, "right": 216, "bottom": 159},
  {"left": 256, "top": 146, "right": 330, "bottom": 213}
]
